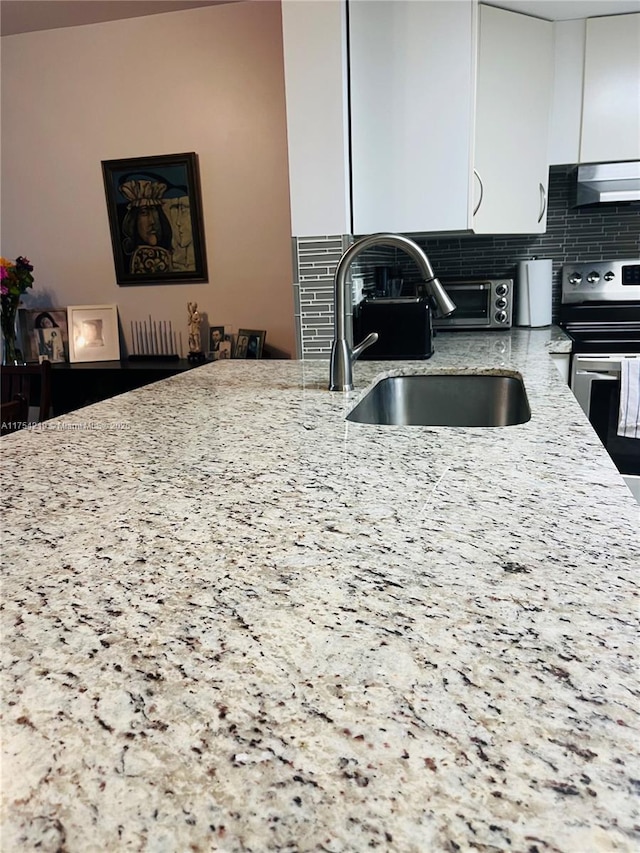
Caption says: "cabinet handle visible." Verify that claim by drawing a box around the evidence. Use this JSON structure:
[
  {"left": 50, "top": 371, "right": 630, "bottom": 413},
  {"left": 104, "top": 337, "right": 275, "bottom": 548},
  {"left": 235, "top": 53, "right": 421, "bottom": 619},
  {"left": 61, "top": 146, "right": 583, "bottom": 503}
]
[
  {"left": 473, "top": 169, "right": 483, "bottom": 216},
  {"left": 538, "top": 182, "right": 547, "bottom": 223}
]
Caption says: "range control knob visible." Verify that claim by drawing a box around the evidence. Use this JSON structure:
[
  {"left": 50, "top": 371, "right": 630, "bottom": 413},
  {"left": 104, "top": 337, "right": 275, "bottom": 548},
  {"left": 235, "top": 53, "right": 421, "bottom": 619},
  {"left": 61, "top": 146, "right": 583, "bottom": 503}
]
[
  {"left": 587, "top": 270, "right": 600, "bottom": 284},
  {"left": 495, "top": 310, "right": 508, "bottom": 324},
  {"left": 495, "top": 283, "right": 509, "bottom": 297},
  {"left": 604, "top": 271, "right": 615, "bottom": 281},
  {"left": 568, "top": 273, "right": 582, "bottom": 285},
  {"left": 495, "top": 297, "right": 508, "bottom": 310}
]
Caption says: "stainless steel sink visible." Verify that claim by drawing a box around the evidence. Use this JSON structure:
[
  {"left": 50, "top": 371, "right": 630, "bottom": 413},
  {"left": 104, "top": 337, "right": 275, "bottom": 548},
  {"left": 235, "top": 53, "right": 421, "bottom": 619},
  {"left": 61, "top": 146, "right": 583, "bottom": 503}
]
[{"left": 346, "top": 373, "right": 531, "bottom": 427}]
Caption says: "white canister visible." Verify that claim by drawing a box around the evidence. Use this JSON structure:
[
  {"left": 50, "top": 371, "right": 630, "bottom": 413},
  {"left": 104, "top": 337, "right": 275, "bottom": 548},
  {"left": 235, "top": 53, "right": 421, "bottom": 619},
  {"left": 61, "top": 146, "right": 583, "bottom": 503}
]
[{"left": 516, "top": 258, "right": 553, "bottom": 327}]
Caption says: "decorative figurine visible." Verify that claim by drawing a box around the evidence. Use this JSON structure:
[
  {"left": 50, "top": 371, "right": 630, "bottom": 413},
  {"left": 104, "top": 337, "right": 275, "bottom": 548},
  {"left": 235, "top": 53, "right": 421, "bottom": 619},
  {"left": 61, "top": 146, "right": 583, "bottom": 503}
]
[{"left": 187, "top": 301, "right": 205, "bottom": 363}]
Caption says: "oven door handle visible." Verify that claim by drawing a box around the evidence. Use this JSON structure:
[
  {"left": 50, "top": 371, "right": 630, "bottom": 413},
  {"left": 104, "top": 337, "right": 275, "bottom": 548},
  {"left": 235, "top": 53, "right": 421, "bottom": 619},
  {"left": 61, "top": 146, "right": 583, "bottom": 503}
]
[
  {"left": 573, "top": 368, "right": 619, "bottom": 417},
  {"left": 444, "top": 282, "right": 490, "bottom": 291}
]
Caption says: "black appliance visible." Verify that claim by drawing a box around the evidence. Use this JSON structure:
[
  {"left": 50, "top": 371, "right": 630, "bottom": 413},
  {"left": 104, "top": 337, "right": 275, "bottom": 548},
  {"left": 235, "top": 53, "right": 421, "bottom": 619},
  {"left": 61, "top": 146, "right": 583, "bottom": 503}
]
[{"left": 353, "top": 297, "right": 433, "bottom": 360}]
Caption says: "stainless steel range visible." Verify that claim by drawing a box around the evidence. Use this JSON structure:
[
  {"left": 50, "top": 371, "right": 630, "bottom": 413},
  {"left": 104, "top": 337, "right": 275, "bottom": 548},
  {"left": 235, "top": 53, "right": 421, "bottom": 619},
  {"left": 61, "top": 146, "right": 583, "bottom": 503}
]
[{"left": 559, "top": 259, "right": 640, "bottom": 502}]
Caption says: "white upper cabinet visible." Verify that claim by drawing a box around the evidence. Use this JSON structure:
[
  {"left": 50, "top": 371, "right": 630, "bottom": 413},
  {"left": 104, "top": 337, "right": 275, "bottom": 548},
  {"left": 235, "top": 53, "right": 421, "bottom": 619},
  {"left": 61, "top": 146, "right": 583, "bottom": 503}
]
[
  {"left": 580, "top": 13, "right": 640, "bottom": 163},
  {"left": 281, "top": 0, "right": 351, "bottom": 237},
  {"left": 473, "top": 4, "right": 553, "bottom": 233},
  {"left": 549, "top": 13, "right": 640, "bottom": 166},
  {"left": 349, "top": 1, "right": 553, "bottom": 235},
  {"left": 349, "top": 0, "right": 475, "bottom": 234}
]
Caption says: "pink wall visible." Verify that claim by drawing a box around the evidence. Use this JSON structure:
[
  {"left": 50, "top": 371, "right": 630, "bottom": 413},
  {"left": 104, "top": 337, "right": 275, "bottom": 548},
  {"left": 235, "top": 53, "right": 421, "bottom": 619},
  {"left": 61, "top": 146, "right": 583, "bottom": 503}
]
[{"left": 0, "top": 1, "right": 295, "bottom": 357}]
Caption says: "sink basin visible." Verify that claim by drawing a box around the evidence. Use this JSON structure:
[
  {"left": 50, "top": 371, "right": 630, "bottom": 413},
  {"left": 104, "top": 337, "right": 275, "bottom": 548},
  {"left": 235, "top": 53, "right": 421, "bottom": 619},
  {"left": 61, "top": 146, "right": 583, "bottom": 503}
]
[{"left": 346, "top": 373, "right": 531, "bottom": 427}]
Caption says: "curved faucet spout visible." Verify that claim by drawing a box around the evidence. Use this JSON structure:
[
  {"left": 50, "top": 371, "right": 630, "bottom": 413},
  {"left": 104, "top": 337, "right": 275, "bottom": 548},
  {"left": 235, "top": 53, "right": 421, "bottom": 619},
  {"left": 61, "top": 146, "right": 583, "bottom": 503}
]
[
  {"left": 352, "top": 331, "right": 379, "bottom": 361},
  {"left": 329, "top": 233, "right": 455, "bottom": 391}
]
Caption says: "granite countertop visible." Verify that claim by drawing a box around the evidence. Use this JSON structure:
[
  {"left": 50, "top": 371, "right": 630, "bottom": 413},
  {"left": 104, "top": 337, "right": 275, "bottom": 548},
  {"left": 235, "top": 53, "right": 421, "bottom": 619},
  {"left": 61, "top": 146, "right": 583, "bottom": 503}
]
[{"left": 1, "top": 327, "right": 638, "bottom": 852}]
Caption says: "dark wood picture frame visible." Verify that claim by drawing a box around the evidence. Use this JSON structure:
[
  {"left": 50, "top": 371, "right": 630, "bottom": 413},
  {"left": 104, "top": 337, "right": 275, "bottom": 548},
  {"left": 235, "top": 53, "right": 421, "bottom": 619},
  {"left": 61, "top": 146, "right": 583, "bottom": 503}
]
[
  {"left": 234, "top": 329, "right": 266, "bottom": 359},
  {"left": 101, "top": 152, "right": 208, "bottom": 286}
]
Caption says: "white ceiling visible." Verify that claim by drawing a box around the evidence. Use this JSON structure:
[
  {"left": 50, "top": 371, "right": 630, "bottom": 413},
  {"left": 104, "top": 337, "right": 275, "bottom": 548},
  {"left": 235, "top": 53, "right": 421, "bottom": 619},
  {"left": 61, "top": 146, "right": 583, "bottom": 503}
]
[{"left": 1, "top": 0, "right": 639, "bottom": 36}]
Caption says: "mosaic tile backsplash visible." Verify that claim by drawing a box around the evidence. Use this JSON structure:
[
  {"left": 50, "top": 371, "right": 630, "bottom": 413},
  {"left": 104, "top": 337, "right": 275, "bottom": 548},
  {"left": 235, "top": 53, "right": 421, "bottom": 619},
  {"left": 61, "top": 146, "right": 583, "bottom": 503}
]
[{"left": 292, "top": 166, "right": 640, "bottom": 358}]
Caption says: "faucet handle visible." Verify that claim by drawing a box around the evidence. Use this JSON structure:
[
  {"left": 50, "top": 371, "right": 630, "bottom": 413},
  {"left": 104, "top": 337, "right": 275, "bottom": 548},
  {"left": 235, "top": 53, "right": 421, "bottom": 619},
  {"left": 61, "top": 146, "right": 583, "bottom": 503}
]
[{"left": 352, "top": 331, "right": 379, "bottom": 362}]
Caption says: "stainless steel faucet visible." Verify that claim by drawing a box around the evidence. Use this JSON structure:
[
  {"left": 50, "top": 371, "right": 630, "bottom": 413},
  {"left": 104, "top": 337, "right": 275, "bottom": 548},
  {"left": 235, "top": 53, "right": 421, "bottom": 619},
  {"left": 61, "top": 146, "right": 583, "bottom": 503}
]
[{"left": 329, "top": 233, "right": 456, "bottom": 391}]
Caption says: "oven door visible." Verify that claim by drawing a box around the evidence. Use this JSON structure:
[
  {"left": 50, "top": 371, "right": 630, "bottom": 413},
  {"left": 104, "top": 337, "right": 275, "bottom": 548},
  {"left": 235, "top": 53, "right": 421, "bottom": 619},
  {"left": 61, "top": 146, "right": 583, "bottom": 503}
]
[{"left": 572, "top": 355, "right": 640, "bottom": 502}]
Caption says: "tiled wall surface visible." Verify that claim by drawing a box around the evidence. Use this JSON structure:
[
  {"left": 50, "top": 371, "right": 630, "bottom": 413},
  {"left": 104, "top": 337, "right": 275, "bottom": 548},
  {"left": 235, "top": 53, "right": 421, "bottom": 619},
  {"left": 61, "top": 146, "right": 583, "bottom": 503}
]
[
  {"left": 292, "top": 235, "right": 352, "bottom": 359},
  {"left": 292, "top": 166, "right": 640, "bottom": 358}
]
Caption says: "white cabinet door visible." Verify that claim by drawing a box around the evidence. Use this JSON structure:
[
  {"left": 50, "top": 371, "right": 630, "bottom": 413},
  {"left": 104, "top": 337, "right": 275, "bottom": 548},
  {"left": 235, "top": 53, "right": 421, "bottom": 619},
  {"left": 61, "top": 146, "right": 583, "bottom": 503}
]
[
  {"left": 349, "top": 0, "right": 476, "bottom": 234},
  {"left": 580, "top": 13, "right": 640, "bottom": 163},
  {"left": 281, "top": 0, "right": 351, "bottom": 237},
  {"left": 473, "top": 4, "right": 553, "bottom": 233},
  {"left": 548, "top": 19, "right": 586, "bottom": 167}
]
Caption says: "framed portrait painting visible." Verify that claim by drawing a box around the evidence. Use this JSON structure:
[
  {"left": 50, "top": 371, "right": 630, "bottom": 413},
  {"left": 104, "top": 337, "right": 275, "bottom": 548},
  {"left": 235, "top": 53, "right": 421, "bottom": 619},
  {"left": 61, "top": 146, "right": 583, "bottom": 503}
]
[
  {"left": 67, "top": 304, "right": 121, "bottom": 363},
  {"left": 101, "top": 152, "right": 208, "bottom": 286}
]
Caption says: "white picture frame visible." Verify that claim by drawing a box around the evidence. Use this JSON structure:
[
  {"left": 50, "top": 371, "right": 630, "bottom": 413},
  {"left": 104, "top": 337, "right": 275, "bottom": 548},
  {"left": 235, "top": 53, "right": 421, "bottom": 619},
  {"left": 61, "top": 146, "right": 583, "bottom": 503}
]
[{"left": 67, "top": 304, "right": 121, "bottom": 363}]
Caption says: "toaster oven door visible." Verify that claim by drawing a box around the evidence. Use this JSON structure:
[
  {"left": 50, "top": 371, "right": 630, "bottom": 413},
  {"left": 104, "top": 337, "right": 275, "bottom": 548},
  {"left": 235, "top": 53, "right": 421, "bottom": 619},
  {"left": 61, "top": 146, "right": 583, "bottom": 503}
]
[{"left": 435, "top": 282, "right": 492, "bottom": 327}]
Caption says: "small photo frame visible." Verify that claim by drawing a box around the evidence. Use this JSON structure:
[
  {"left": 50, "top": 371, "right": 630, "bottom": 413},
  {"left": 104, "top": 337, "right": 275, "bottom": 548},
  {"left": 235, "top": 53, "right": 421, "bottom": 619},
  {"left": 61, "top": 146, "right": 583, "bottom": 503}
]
[
  {"left": 209, "top": 325, "right": 225, "bottom": 354},
  {"left": 217, "top": 339, "right": 232, "bottom": 360},
  {"left": 37, "top": 328, "right": 66, "bottom": 363},
  {"left": 18, "top": 308, "right": 69, "bottom": 363},
  {"left": 67, "top": 304, "right": 121, "bottom": 363},
  {"left": 234, "top": 329, "right": 265, "bottom": 360}
]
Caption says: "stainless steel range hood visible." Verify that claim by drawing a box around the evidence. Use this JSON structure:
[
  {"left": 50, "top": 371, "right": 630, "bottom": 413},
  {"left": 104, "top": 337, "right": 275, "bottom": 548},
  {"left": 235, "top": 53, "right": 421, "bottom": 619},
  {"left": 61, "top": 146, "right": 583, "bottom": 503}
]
[{"left": 574, "top": 161, "right": 640, "bottom": 206}]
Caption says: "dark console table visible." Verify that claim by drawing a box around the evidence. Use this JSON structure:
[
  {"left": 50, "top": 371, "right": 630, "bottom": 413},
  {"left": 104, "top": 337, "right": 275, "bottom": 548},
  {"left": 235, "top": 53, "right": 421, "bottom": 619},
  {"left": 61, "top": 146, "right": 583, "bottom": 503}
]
[{"left": 50, "top": 359, "right": 205, "bottom": 416}]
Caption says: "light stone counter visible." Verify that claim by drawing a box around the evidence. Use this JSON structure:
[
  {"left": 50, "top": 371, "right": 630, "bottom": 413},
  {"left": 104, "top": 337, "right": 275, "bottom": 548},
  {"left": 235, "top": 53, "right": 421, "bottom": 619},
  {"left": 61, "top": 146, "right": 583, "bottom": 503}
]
[{"left": 1, "top": 327, "right": 638, "bottom": 852}]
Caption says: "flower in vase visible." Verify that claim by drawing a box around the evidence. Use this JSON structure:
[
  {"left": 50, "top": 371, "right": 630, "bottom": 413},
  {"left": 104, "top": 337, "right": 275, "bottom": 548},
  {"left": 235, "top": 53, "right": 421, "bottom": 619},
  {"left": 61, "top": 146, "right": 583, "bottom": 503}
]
[
  {"left": 1, "top": 256, "right": 35, "bottom": 363},
  {"left": 0, "top": 255, "right": 35, "bottom": 298}
]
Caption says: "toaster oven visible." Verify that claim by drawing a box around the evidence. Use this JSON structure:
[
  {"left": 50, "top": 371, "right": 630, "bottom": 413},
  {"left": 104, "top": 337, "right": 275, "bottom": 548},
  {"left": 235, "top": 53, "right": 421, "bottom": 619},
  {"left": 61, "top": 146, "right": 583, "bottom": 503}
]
[{"left": 433, "top": 279, "right": 513, "bottom": 330}]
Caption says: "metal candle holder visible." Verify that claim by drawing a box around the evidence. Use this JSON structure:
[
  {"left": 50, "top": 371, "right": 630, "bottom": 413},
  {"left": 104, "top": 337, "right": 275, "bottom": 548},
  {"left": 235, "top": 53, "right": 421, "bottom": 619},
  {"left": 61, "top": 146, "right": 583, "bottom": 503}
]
[{"left": 129, "top": 316, "right": 181, "bottom": 361}]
